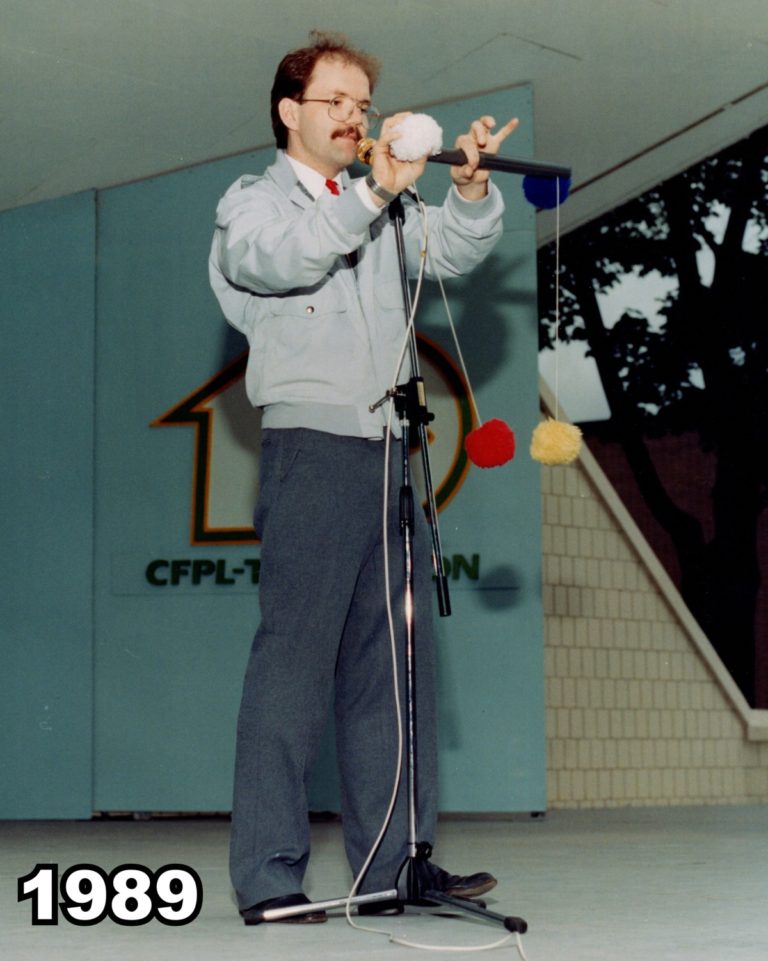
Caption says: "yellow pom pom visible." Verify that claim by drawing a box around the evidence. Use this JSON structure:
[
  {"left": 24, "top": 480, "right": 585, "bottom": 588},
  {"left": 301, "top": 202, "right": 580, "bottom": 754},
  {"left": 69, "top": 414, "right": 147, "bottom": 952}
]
[{"left": 530, "top": 418, "right": 582, "bottom": 465}]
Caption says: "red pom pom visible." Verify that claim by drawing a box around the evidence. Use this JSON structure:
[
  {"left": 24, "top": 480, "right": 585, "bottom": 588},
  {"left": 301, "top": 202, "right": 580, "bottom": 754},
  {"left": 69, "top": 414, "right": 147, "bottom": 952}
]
[{"left": 464, "top": 418, "right": 516, "bottom": 468}]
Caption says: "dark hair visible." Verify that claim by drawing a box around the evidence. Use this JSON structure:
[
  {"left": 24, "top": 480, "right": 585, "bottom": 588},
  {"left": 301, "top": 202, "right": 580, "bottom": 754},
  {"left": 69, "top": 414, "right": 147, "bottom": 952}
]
[{"left": 270, "top": 31, "right": 381, "bottom": 148}]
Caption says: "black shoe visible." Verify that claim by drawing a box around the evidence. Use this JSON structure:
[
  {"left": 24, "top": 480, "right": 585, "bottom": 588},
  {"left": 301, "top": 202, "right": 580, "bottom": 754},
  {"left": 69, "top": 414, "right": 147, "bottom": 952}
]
[
  {"left": 426, "top": 867, "right": 497, "bottom": 899},
  {"left": 240, "top": 893, "right": 327, "bottom": 925},
  {"left": 358, "top": 898, "right": 404, "bottom": 916}
]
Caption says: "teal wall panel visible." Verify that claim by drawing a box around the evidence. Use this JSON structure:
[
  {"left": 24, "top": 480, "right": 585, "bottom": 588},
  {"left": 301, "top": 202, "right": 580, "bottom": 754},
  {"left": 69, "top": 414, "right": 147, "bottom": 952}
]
[
  {"left": 92, "top": 158, "right": 261, "bottom": 811},
  {"left": 0, "top": 192, "right": 96, "bottom": 818},
  {"left": 1, "top": 83, "right": 544, "bottom": 817}
]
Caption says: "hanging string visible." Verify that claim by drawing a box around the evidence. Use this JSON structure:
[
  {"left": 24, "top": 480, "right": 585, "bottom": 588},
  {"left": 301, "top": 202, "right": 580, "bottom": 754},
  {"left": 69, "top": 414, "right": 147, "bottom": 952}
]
[
  {"left": 432, "top": 260, "right": 516, "bottom": 468},
  {"left": 433, "top": 266, "right": 480, "bottom": 425},
  {"left": 529, "top": 178, "right": 583, "bottom": 465}
]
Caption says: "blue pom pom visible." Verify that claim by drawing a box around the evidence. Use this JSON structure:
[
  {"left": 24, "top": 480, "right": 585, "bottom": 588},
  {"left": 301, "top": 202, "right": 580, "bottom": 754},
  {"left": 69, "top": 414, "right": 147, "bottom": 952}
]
[{"left": 522, "top": 175, "right": 571, "bottom": 209}]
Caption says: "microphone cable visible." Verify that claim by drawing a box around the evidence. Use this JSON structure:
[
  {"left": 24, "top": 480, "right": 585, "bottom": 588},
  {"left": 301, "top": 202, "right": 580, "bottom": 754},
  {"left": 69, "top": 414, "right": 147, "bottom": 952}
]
[
  {"left": 342, "top": 189, "right": 531, "bottom": 959},
  {"left": 343, "top": 188, "right": 429, "bottom": 932}
]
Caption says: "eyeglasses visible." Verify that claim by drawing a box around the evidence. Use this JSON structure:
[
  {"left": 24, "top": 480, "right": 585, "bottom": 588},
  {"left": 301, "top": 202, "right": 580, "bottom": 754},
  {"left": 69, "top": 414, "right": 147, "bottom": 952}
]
[{"left": 298, "top": 95, "right": 381, "bottom": 129}]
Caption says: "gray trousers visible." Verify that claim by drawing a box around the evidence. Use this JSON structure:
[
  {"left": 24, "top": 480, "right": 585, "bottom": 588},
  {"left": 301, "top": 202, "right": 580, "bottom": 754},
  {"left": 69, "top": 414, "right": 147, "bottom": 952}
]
[{"left": 230, "top": 428, "right": 438, "bottom": 909}]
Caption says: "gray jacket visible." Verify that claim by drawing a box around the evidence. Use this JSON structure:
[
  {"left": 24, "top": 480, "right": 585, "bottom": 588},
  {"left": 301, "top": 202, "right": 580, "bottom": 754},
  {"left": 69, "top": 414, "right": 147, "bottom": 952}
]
[{"left": 209, "top": 150, "right": 505, "bottom": 438}]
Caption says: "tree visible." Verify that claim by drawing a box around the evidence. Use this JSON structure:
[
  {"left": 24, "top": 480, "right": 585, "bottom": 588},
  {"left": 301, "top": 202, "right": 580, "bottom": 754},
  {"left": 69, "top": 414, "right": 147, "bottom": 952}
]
[{"left": 538, "top": 125, "right": 768, "bottom": 706}]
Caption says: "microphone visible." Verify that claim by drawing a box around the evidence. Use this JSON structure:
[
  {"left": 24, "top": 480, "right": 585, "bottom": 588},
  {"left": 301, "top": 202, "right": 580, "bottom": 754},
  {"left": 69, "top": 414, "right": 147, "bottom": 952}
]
[{"left": 356, "top": 137, "right": 571, "bottom": 180}]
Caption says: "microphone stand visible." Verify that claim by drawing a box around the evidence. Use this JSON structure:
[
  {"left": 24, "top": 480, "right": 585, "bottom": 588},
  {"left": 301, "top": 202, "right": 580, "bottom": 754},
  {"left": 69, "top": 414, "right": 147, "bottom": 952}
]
[{"left": 378, "top": 194, "right": 527, "bottom": 935}]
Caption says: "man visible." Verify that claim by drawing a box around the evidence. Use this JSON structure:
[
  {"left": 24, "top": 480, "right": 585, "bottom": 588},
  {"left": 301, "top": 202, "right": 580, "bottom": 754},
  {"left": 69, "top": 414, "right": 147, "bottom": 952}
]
[{"left": 209, "top": 31, "right": 518, "bottom": 924}]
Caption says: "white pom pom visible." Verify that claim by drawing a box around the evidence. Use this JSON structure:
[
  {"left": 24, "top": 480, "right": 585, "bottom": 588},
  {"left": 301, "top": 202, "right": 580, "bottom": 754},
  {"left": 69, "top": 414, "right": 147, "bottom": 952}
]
[{"left": 390, "top": 114, "right": 443, "bottom": 161}]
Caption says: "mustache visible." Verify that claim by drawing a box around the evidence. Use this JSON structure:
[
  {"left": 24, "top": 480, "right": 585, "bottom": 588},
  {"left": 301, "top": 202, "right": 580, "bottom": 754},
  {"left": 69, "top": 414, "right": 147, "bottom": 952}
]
[{"left": 332, "top": 125, "right": 361, "bottom": 139}]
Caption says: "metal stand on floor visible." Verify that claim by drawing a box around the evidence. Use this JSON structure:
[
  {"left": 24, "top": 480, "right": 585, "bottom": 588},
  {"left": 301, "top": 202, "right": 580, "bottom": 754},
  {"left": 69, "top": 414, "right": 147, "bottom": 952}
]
[{"left": 378, "top": 195, "right": 526, "bottom": 934}]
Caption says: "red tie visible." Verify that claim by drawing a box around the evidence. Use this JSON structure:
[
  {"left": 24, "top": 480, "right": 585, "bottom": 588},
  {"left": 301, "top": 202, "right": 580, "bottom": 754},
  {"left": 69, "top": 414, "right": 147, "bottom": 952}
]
[{"left": 325, "top": 178, "right": 340, "bottom": 195}]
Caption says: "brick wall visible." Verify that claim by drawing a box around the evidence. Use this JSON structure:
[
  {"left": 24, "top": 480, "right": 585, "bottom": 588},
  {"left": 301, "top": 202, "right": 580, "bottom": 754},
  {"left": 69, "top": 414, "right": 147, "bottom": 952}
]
[{"left": 540, "top": 433, "right": 768, "bottom": 808}]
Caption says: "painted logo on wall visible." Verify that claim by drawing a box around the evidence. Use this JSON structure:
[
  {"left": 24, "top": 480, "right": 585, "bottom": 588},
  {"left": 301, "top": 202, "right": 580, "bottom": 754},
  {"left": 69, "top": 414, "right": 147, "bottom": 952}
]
[{"left": 152, "top": 334, "right": 475, "bottom": 545}]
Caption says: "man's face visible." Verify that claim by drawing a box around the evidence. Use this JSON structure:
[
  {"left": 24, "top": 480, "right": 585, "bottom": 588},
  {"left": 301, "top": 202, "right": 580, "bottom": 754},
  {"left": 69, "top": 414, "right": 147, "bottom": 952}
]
[{"left": 280, "top": 56, "right": 371, "bottom": 177}]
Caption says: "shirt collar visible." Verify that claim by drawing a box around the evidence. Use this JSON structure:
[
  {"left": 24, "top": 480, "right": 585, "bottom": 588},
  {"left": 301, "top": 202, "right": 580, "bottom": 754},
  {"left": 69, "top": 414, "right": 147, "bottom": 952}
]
[{"left": 284, "top": 154, "right": 341, "bottom": 199}]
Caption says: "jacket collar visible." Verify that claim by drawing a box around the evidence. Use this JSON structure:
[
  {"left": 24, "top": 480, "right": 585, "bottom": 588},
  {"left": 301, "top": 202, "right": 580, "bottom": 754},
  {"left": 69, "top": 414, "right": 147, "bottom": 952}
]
[{"left": 267, "top": 150, "right": 351, "bottom": 207}]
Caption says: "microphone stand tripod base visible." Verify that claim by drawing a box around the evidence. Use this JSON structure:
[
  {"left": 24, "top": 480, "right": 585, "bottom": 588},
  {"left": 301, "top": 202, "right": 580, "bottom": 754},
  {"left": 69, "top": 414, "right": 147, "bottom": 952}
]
[
  {"left": 399, "top": 843, "right": 528, "bottom": 934},
  {"left": 257, "top": 888, "right": 400, "bottom": 922}
]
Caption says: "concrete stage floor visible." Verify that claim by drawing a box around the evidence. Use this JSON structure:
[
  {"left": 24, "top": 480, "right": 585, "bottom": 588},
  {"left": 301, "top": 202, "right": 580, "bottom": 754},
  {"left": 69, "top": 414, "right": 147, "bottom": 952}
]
[{"left": 2, "top": 805, "right": 766, "bottom": 961}]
